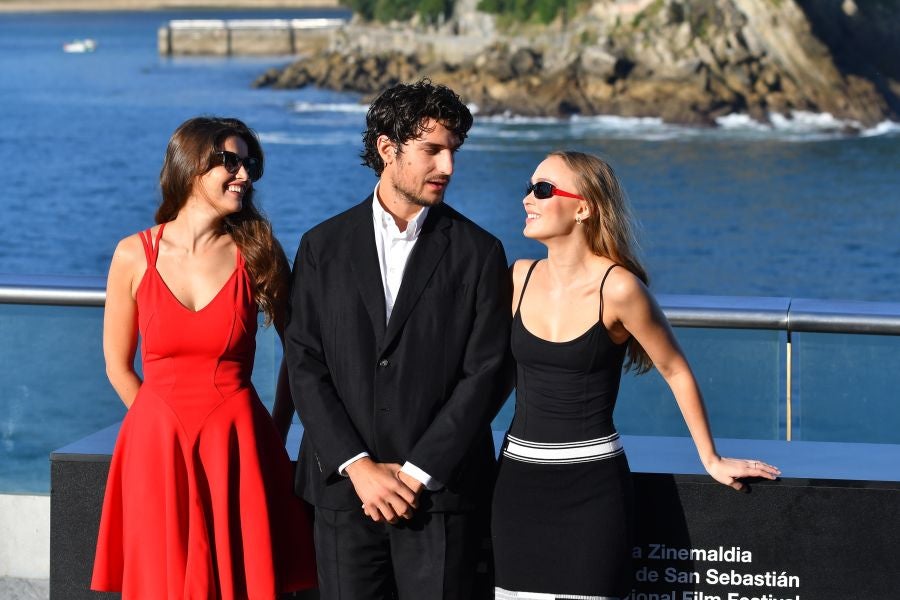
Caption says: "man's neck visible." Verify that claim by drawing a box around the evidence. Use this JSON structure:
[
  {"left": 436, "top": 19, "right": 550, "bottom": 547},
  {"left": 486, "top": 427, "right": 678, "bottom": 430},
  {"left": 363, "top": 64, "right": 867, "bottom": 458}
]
[{"left": 375, "top": 183, "right": 424, "bottom": 232}]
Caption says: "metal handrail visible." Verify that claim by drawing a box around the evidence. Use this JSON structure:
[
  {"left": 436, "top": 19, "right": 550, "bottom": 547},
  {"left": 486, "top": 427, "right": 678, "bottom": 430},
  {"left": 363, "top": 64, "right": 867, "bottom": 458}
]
[
  {"left": 2, "top": 275, "right": 900, "bottom": 335},
  {"left": 0, "top": 274, "right": 105, "bottom": 306}
]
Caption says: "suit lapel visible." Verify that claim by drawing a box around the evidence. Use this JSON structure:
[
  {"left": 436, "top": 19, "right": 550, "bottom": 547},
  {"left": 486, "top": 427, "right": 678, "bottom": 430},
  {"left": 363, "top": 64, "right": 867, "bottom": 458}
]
[
  {"left": 348, "top": 198, "right": 387, "bottom": 344},
  {"left": 383, "top": 206, "right": 451, "bottom": 350}
]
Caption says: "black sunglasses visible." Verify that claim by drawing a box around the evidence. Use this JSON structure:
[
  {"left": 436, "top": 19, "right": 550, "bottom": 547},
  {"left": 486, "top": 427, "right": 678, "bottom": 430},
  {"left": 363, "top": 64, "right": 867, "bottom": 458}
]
[
  {"left": 526, "top": 180, "right": 584, "bottom": 200},
  {"left": 214, "top": 150, "right": 262, "bottom": 182}
]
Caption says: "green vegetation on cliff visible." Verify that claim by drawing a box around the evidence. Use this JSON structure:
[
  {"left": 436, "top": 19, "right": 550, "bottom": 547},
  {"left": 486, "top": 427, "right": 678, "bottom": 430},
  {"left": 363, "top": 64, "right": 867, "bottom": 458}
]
[
  {"left": 341, "top": 0, "right": 583, "bottom": 24},
  {"left": 342, "top": 0, "right": 453, "bottom": 23},
  {"left": 477, "top": 0, "right": 583, "bottom": 24}
]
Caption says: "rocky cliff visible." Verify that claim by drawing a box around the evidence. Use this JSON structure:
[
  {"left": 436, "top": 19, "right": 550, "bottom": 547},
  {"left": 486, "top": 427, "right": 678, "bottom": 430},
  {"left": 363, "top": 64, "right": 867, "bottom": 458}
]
[{"left": 254, "top": 0, "right": 899, "bottom": 128}]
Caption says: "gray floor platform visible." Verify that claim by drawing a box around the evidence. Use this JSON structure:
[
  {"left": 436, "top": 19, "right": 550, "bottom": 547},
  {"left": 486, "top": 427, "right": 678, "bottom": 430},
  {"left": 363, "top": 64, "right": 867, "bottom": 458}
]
[{"left": 0, "top": 578, "right": 49, "bottom": 600}]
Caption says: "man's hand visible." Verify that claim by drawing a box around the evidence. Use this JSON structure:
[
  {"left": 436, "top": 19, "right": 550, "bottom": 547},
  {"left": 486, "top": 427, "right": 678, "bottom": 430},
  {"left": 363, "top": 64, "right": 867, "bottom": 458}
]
[
  {"left": 346, "top": 458, "right": 417, "bottom": 523},
  {"left": 396, "top": 470, "right": 425, "bottom": 505}
]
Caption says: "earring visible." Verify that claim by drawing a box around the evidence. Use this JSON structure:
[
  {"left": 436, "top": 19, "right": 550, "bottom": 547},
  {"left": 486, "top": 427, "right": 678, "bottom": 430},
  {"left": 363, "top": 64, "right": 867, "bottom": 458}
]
[{"left": 576, "top": 216, "right": 583, "bottom": 225}]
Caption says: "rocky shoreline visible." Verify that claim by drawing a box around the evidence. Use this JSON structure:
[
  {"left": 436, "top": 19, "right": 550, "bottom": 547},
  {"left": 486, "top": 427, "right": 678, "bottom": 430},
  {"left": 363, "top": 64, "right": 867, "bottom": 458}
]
[{"left": 254, "top": 0, "right": 899, "bottom": 128}]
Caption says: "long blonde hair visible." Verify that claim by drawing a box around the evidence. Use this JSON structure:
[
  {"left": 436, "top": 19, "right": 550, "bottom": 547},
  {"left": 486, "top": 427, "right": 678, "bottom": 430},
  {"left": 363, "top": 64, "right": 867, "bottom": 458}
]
[
  {"left": 156, "top": 117, "right": 289, "bottom": 327},
  {"left": 550, "top": 150, "right": 653, "bottom": 374}
]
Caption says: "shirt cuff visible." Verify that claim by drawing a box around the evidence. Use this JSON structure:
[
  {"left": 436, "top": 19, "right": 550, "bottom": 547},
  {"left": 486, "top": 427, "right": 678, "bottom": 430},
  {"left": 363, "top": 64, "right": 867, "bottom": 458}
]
[
  {"left": 338, "top": 452, "right": 369, "bottom": 477},
  {"left": 401, "top": 461, "right": 443, "bottom": 491}
]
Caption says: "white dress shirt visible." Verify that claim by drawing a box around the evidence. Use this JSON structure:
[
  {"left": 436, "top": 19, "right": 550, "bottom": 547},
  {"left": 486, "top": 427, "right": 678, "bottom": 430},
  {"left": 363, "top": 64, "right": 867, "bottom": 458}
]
[
  {"left": 336, "top": 185, "right": 441, "bottom": 491},
  {"left": 372, "top": 185, "right": 430, "bottom": 322}
]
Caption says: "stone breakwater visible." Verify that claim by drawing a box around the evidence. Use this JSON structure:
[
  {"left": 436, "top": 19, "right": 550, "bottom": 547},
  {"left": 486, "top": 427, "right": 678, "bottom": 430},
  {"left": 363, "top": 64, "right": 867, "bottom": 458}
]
[
  {"left": 158, "top": 18, "right": 344, "bottom": 56},
  {"left": 253, "top": 0, "right": 899, "bottom": 128}
]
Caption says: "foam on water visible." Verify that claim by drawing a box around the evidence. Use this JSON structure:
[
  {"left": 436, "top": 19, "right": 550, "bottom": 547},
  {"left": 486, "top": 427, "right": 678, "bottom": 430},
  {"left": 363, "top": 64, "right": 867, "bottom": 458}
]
[
  {"left": 291, "top": 100, "right": 368, "bottom": 114},
  {"left": 258, "top": 131, "right": 360, "bottom": 146},
  {"left": 286, "top": 101, "right": 900, "bottom": 143},
  {"left": 725, "top": 112, "right": 899, "bottom": 141},
  {"left": 470, "top": 110, "right": 900, "bottom": 142},
  {"left": 861, "top": 120, "right": 900, "bottom": 138}
]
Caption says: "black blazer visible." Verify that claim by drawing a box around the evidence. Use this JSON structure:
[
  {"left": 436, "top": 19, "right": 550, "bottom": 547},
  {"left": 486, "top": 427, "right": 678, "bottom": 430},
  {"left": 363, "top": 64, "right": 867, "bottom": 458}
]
[{"left": 285, "top": 198, "right": 512, "bottom": 512}]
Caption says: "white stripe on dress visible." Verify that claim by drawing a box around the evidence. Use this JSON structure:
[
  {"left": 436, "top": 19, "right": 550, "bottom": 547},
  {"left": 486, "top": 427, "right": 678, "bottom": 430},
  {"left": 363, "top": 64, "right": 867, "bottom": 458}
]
[
  {"left": 495, "top": 586, "right": 622, "bottom": 599},
  {"left": 502, "top": 433, "right": 623, "bottom": 465}
]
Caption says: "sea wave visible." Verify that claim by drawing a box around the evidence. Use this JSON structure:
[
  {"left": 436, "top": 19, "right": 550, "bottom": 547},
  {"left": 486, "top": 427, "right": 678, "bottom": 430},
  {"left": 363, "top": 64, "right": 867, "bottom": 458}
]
[
  {"left": 473, "top": 111, "right": 572, "bottom": 126},
  {"left": 470, "top": 110, "right": 900, "bottom": 142},
  {"left": 723, "top": 112, "right": 899, "bottom": 141},
  {"left": 258, "top": 131, "right": 360, "bottom": 146},
  {"left": 285, "top": 101, "right": 899, "bottom": 142},
  {"left": 861, "top": 120, "right": 900, "bottom": 138},
  {"left": 291, "top": 100, "right": 368, "bottom": 114}
]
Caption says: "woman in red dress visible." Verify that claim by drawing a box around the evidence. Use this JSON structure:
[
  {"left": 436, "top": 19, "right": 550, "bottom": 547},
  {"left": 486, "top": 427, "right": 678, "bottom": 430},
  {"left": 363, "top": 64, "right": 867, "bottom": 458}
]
[{"left": 91, "top": 116, "right": 316, "bottom": 599}]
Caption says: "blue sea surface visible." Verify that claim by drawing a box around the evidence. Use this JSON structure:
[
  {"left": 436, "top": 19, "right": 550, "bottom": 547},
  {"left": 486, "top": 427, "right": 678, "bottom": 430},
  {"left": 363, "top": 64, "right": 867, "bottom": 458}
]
[
  {"left": 1, "top": 11, "right": 900, "bottom": 492},
  {"left": 1, "top": 10, "right": 899, "bottom": 299}
]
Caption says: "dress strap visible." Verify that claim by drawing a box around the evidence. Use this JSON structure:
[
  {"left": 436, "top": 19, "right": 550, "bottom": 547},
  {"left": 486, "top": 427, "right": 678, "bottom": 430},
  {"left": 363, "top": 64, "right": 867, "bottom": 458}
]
[
  {"left": 514, "top": 260, "right": 541, "bottom": 316},
  {"left": 137, "top": 230, "right": 153, "bottom": 263},
  {"left": 137, "top": 222, "right": 166, "bottom": 267},
  {"left": 598, "top": 263, "right": 620, "bottom": 322},
  {"left": 235, "top": 241, "right": 244, "bottom": 269}
]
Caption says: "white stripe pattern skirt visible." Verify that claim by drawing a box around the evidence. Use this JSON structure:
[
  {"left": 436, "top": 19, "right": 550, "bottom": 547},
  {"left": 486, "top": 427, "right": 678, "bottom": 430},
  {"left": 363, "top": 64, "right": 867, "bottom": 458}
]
[
  {"left": 495, "top": 586, "right": 622, "bottom": 599},
  {"left": 492, "top": 437, "right": 634, "bottom": 598}
]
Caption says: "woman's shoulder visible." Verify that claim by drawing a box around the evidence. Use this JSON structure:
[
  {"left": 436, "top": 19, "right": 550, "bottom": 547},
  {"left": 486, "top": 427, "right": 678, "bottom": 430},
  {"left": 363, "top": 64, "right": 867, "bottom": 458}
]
[
  {"left": 600, "top": 262, "right": 650, "bottom": 306},
  {"left": 105, "top": 230, "right": 156, "bottom": 294},
  {"left": 110, "top": 228, "right": 156, "bottom": 268},
  {"left": 510, "top": 258, "right": 540, "bottom": 286}
]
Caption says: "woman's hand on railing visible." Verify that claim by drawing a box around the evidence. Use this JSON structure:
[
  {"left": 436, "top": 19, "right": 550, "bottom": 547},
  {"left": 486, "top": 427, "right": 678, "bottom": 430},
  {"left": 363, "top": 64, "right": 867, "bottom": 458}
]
[{"left": 705, "top": 456, "right": 781, "bottom": 491}]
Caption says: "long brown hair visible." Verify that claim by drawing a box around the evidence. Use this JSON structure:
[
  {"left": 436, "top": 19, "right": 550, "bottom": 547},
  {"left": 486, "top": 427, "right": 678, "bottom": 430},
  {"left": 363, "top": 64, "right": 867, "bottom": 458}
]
[
  {"left": 550, "top": 150, "right": 653, "bottom": 374},
  {"left": 156, "top": 116, "right": 289, "bottom": 326}
]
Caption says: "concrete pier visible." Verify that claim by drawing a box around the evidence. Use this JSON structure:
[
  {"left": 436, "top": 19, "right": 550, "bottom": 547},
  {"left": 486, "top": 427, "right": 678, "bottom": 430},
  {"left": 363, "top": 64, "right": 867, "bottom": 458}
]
[{"left": 158, "top": 18, "right": 345, "bottom": 56}]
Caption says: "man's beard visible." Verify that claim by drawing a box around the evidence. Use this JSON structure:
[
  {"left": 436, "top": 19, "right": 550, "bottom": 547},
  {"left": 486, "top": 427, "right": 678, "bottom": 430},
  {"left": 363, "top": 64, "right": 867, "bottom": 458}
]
[
  {"left": 406, "top": 192, "right": 441, "bottom": 207},
  {"left": 396, "top": 186, "right": 443, "bottom": 207},
  {"left": 391, "top": 176, "right": 448, "bottom": 208}
]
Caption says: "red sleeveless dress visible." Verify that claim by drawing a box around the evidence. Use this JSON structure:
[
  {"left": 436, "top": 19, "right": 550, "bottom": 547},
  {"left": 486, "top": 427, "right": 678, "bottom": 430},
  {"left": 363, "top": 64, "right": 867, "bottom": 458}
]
[{"left": 91, "top": 223, "right": 316, "bottom": 599}]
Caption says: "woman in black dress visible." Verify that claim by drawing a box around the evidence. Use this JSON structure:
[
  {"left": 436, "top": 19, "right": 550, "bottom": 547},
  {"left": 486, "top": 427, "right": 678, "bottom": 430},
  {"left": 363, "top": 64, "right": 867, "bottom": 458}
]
[{"left": 491, "top": 151, "right": 780, "bottom": 600}]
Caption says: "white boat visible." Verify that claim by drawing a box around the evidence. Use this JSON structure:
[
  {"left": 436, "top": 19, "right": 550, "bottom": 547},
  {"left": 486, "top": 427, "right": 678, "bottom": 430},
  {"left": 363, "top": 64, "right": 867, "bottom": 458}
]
[{"left": 63, "top": 39, "right": 97, "bottom": 53}]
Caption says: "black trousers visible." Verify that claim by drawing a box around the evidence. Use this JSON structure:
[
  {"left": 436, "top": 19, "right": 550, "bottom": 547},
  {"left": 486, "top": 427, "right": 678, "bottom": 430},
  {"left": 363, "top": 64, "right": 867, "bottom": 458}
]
[{"left": 313, "top": 506, "right": 491, "bottom": 600}]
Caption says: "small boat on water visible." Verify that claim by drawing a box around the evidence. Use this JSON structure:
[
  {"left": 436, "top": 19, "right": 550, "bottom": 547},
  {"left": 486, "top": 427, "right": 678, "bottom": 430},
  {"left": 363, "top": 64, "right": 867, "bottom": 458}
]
[{"left": 63, "top": 39, "right": 97, "bottom": 53}]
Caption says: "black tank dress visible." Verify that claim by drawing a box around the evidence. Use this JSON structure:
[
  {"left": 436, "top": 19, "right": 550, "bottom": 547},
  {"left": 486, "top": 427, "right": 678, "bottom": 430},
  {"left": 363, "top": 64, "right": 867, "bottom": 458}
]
[{"left": 492, "top": 260, "right": 634, "bottom": 600}]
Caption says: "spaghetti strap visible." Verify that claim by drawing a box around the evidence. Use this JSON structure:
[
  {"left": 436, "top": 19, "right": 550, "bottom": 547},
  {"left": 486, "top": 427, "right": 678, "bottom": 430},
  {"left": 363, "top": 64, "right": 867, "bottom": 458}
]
[
  {"left": 598, "top": 263, "right": 620, "bottom": 321},
  {"left": 515, "top": 260, "right": 541, "bottom": 316},
  {"left": 138, "top": 230, "right": 153, "bottom": 264},
  {"left": 153, "top": 222, "right": 165, "bottom": 252},
  {"left": 138, "top": 223, "right": 166, "bottom": 267}
]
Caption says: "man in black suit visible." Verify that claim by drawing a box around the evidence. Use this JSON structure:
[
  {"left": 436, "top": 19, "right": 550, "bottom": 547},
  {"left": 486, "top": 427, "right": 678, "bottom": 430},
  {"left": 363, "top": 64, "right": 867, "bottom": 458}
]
[{"left": 284, "top": 80, "right": 512, "bottom": 599}]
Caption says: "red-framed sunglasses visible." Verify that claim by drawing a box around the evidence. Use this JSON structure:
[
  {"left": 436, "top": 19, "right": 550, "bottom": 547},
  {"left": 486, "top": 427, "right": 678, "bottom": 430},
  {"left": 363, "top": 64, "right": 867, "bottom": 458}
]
[{"left": 526, "top": 181, "right": 584, "bottom": 201}]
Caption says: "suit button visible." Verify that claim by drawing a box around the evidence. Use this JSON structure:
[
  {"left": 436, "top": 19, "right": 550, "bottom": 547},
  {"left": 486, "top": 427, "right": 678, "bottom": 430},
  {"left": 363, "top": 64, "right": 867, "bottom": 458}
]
[{"left": 378, "top": 359, "right": 390, "bottom": 368}]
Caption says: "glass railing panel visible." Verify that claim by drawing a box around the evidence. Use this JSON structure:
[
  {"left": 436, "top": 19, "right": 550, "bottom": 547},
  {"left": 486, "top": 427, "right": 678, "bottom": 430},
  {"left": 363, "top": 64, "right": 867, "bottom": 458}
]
[
  {"left": 492, "top": 327, "right": 786, "bottom": 440},
  {"left": 0, "top": 303, "right": 119, "bottom": 493},
  {"left": 792, "top": 331, "right": 900, "bottom": 444},
  {"left": 0, "top": 304, "right": 283, "bottom": 493},
  {"left": 616, "top": 328, "right": 785, "bottom": 439},
  {"left": 8, "top": 286, "right": 898, "bottom": 493}
]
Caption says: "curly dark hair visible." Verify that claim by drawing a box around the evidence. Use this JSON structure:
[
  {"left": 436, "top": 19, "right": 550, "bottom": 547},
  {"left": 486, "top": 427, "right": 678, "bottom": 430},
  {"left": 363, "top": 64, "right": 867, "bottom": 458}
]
[{"left": 361, "top": 79, "right": 474, "bottom": 175}]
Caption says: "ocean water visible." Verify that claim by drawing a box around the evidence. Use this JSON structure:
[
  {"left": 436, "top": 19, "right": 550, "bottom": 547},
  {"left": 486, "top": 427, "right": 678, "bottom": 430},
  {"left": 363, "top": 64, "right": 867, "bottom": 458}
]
[
  {"left": 1, "top": 10, "right": 899, "bottom": 300},
  {"left": 2, "top": 10, "right": 900, "bottom": 492}
]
